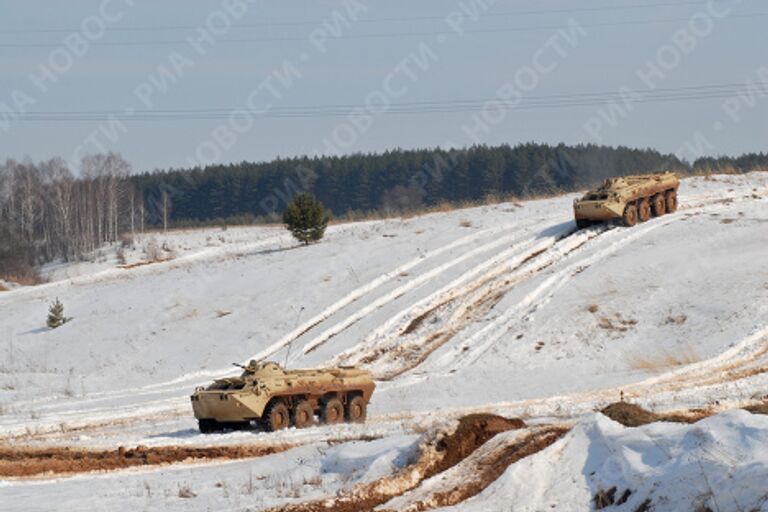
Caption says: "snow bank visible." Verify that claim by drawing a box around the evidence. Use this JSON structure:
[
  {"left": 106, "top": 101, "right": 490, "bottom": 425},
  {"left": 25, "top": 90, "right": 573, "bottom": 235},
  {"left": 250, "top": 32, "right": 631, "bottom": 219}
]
[
  {"left": 0, "top": 434, "right": 421, "bottom": 512},
  {"left": 320, "top": 434, "right": 421, "bottom": 481},
  {"left": 446, "top": 410, "right": 768, "bottom": 512}
]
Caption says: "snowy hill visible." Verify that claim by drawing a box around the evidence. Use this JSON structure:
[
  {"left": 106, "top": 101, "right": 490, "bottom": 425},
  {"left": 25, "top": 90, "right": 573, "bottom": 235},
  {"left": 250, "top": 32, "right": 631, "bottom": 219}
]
[{"left": 1, "top": 171, "right": 767, "bottom": 510}]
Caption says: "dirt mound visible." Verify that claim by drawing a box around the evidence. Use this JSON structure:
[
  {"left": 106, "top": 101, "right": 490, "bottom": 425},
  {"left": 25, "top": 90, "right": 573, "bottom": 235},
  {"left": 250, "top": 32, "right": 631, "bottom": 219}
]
[
  {"left": 269, "top": 414, "right": 526, "bottom": 512},
  {"left": 427, "top": 413, "right": 525, "bottom": 478},
  {"left": 600, "top": 402, "right": 713, "bottom": 427},
  {"left": 600, "top": 403, "right": 659, "bottom": 426},
  {"left": 0, "top": 443, "right": 292, "bottom": 477}
]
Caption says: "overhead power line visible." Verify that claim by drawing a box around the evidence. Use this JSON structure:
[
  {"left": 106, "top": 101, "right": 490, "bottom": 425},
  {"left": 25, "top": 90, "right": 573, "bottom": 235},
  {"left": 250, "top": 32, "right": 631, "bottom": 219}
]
[
  {"left": 10, "top": 82, "right": 768, "bottom": 122},
  {"left": 0, "top": 10, "right": 765, "bottom": 48},
  {"left": 0, "top": 0, "right": 752, "bottom": 35}
]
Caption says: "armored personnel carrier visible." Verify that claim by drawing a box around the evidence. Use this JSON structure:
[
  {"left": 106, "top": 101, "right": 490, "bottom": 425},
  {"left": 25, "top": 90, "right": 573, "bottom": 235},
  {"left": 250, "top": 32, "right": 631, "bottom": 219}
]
[
  {"left": 573, "top": 172, "right": 679, "bottom": 228},
  {"left": 190, "top": 361, "right": 375, "bottom": 433}
]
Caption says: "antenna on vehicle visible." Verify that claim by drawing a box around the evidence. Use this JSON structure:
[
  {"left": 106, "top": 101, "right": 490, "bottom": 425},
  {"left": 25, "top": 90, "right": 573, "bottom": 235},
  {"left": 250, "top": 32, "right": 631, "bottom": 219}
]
[{"left": 284, "top": 305, "right": 305, "bottom": 367}]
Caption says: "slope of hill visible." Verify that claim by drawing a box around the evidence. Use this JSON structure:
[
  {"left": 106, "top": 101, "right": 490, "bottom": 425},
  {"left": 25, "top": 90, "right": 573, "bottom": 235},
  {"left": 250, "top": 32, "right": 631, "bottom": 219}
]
[{"left": 1, "top": 171, "right": 767, "bottom": 510}]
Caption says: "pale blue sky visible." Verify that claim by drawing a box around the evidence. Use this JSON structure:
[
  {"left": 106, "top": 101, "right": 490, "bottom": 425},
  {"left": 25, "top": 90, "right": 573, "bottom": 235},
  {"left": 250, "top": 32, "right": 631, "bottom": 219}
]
[{"left": 0, "top": 0, "right": 766, "bottom": 171}]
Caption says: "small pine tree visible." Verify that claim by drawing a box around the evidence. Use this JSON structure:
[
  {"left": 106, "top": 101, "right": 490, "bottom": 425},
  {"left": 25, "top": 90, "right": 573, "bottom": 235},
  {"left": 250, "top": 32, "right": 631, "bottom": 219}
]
[
  {"left": 47, "top": 298, "right": 67, "bottom": 329},
  {"left": 283, "top": 193, "right": 329, "bottom": 245}
]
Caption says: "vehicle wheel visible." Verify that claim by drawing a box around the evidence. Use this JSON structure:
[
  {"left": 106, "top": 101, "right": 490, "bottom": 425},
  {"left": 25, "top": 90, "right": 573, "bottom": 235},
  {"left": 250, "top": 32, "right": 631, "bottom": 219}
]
[
  {"left": 321, "top": 398, "right": 344, "bottom": 425},
  {"left": 575, "top": 219, "right": 592, "bottom": 229},
  {"left": 346, "top": 396, "right": 367, "bottom": 423},
  {"left": 198, "top": 419, "right": 221, "bottom": 434},
  {"left": 637, "top": 198, "right": 651, "bottom": 222},
  {"left": 652, "top": 194, "right": 666, "bottom": 216},
  {"left": 665, "top": 190, "right": 677, "bottom": 213},
  {"left": 292, "top": 400, "right": 315, "bottom": 428},
  {"left": 622, "top": 204, "right": 638, "bottom": 227},
  {"left": 262, "top": 400, "right": 290, "bottom": 432}
]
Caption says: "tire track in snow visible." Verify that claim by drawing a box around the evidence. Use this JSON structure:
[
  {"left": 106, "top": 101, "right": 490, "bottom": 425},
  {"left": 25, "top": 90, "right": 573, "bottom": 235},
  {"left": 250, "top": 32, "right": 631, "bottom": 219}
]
[
  {"left": 433, "top": 194, "right": 763, "bottom": 377},
  {"left": 248, "top": 224, "right": 518, "bottom": 363},
  {"left": 433, "top": 217, "right": 677, "bottom": 375},
  {"left": 335, "top": 222, "right": 597, "bottom": 379},
  {"left": 298, "top": 220, "right": 547, "bottom": 356},
  {"left": 334, "top": 235, "right": 552, "bottom": 365}
]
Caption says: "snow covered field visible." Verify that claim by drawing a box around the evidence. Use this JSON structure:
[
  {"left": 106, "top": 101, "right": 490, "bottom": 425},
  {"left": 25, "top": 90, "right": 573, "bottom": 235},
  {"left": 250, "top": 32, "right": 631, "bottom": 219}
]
[{"left": 1, "top": 171, "right": 767, "bottom": 510}]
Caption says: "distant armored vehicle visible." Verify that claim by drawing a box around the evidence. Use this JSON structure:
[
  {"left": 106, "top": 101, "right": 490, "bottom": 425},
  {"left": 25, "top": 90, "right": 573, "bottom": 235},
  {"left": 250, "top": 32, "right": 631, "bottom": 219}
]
[
  {"left": 573, "top": 172, "right": 679, "bottom": 228},
  {"left": 190, "top": 361, "right": 375, "bottom": 433}
]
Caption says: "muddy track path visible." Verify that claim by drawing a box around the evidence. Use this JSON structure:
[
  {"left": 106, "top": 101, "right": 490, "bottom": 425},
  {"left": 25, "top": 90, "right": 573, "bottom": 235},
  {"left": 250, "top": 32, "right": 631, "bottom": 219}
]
[{"left": 0, "top": 442, "right": 293, "bottom": 478}]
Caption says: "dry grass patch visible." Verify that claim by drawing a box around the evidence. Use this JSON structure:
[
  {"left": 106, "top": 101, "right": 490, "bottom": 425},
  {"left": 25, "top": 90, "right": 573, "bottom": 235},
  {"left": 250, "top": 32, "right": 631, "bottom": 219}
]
[
  {"left": 627, "top": 345, "right": 700, "bottom": 373},
  {"left": 664, "top": 313, "right": 687, "bottom": 326},
  {"left": 598, "top": 313, "right": 637, "bottom": 332},
  {"left": 0, "top": 271, "right": 46, "bottom": 286}
]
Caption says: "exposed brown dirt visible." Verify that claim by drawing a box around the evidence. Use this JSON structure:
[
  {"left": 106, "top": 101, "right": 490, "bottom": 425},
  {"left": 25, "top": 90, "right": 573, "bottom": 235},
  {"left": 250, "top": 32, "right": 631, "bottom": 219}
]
[
  {"left": 404, "top": 426, "right": 569, "bottom": 511},
  {"left": 744, "top": 401, "right": 768, "bottom": 415},
  {"left": 0, "top": 443, "right": 292, "bottom": 477},
  {"left": 425, "top": 414, "right": 526, "bottom": 478},
  {"left": 600, "top": 403, "right": 659, "bottom": 427},
  {"left": 268, "top": 414, "right": 526, "bottom": 512},
  {"left": 402, "top": 304, "right": 443, "bottom": 336},
  {"left": 600, "top": 402, "right": 713, "bottom": 427},
  {"left": 117, "top": 258, "right": 173, "bottom": 269}
]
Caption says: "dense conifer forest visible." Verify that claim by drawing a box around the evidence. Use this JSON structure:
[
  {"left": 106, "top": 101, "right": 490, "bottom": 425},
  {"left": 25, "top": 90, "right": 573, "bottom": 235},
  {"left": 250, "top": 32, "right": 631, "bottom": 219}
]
[{"left": 2, "top": 142, "right": 766, "bottom": 277}]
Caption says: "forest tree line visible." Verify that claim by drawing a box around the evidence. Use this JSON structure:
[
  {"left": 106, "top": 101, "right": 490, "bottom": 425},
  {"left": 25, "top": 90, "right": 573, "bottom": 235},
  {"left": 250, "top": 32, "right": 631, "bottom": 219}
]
[
  {"left": 1, "top": 143, "right": 767, "bottom": 280},
  {"left": 0, "top": 153, "right": 145, "bottom": 282}
]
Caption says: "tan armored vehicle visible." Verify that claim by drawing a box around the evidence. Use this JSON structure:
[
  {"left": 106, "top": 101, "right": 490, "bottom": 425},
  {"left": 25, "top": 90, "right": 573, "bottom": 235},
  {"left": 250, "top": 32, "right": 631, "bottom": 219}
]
[
  {"left": 573, "top": 172, "right": 679, "bottom": 228},
  {"left": 190, "top": 360, "right": 375, "bottom": 433}
]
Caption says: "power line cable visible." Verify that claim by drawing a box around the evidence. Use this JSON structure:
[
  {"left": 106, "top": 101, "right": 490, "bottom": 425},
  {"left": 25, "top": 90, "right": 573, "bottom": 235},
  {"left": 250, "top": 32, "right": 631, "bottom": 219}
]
[
  {"left": 0, "top": 11, "right": 765, "bottom": 48},
  {"left": 10, "top": 82, "right": 767, "bottom": 121},
  {"left": 0, "top": 0, "right": 752, "bottom": 35}
]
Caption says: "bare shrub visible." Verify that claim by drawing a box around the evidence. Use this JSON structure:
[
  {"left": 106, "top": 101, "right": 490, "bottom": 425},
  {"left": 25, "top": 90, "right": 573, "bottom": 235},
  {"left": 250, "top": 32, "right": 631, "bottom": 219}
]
[
  {"left": 587, "top": 304, "right": 599, "bottom": 313},
  {"left": 116, "top": 247, "right": 126, "bottom": 265},
  {"left": 177, "top": 486, "right": 196, "bottom": 498},
  {"left": 143, "top": 238, "right": 161, "bottom": 262},
  {"left": 459, "top": 219, "right": 473, "bottom": 228},
  {"left": 120, "top": 234, "right": 134, "bottom": 248},
  {"left": 664, "top": 313, "right": 687, "bottom": 325}
]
